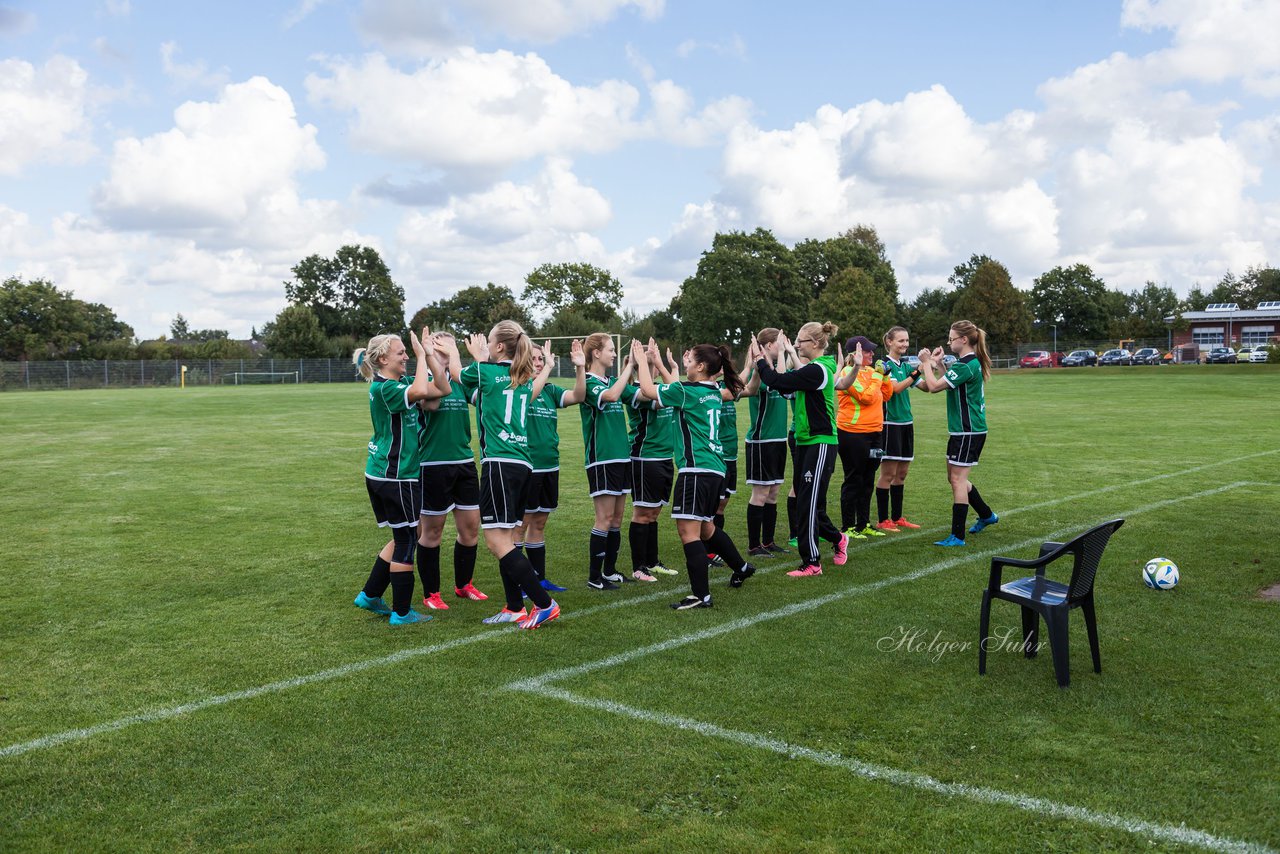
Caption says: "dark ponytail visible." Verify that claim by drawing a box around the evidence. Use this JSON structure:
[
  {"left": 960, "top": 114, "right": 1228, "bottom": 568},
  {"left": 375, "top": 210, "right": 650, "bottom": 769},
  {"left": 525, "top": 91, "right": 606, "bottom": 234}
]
[{"left": 690, "top": 343, "right": 744, "bottom": 398}]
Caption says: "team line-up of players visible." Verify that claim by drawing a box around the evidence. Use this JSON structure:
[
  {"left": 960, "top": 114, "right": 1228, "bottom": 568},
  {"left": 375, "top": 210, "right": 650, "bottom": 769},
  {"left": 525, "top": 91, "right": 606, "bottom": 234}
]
[{"left": 352, "top": 317, "right": 997, "bottom": 629}]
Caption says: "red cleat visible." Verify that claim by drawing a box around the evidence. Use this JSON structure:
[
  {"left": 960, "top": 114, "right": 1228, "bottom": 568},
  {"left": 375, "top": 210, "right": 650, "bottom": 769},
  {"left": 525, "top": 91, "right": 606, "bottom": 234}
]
[{"left": 454, "top": 583, "right": 489, "bottom": 601}]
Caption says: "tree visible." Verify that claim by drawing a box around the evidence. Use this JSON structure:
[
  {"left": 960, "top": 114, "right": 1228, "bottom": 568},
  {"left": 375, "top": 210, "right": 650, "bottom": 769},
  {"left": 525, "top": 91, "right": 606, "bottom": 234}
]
[
  {"left": 0, "top": 276, "right": 134, "bottom": 360},
  {"left": 953, "top": 259, "right": 1032, "bottom": 355},
  {"left": 284, "top": 245, "right": 405, "bottom": 339},
  {"left": 522, "top": 263, "right": 623, "bottom": 328},
  {"left": 811, "top": 267, "right": 897, "bottom": 347},
  {"left": 1029, "top": 264, "right": 1111, "bottom": 341},
  {"left": 1111, "top": 282, "right": 1180, "bottom": 340},
  {"left": 793, "top": 226, "right": 897, "bottom": 304},
  {"left": 263, "top": 305, "right": 328, "bottom": 357},
  {"left": 1241, "top": 265, "right": 1280, "bottom": 307},
  {"left": 1181, "top": 285, "right": 1209, "bottom": 312},
  {"left": 903, "top": 287, "right": 960, "bottom": 350},
  {"left": 537, "top": 306, "right": 607, "bottom": 339},
  {"left": 673, "top": 229, "right": 806, "bottom": 349},
  {"left": 190, "top": 338, "right": 253, "bottom": 359},
  {"left": 410, "top": 283, "right": 532, "bottom": 336},
  {"left": 170, "top": 314, "right": 191, "bottom": 340}
]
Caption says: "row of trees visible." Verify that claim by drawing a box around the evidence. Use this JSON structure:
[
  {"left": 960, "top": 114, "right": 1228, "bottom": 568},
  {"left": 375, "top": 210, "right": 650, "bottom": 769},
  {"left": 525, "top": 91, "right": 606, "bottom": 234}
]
[{"left": 7, "top": 234, "right": 1279, "bottom": 362}]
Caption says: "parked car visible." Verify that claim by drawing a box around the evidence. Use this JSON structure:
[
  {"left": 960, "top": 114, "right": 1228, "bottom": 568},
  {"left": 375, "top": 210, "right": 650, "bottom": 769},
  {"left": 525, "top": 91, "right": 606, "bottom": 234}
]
[
  {"left": 1132, "top": 347, "right": 1162, "bottom": 365},
  {"left": 1099, "top": 349, "right": 1133, "bottom": 366},
  {"left": 1019, "top": 350, "right": 1063, "bottom": 368},
  {"left": 1250, "top": 347, "right": 1271, "bottom": 363},
  {"left": 1237, "top": 346, "right": 1260, "bottom": 362},
  {"left": 1205, "top": 346, "right": 1238, "bottom": 364},
  {"left": 1061, "top": 349, "right": 1097, "bottom": 367}
]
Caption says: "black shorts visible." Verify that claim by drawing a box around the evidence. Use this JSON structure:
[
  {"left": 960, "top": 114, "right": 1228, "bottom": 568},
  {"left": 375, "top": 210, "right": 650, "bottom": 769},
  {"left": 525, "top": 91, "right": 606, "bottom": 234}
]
[
  {"left": 745, "top": 441, "right": 787, "bottom": 485},
  {"left": 720, "top": 459, "right": 738, "bottom": 499},
  {"left": 587, "top": 461, "right": 631, "bottom": 497},
  {"left": 631, "top": 458, "right": 674, "bottom": 507},
  {"left": 883, "top": 423, "right": 915, "bottom": 462},
  {"left": 479, "top": 460, "right": 532, "bottom": 529},
  {"left": 670, "top": 471, "right": 725, "bottom": 522},
  {"left": 419, "top": 461, "right": 480, "bottom": 515},
  {"left": 525, "top": 469, "right": 560, "bottom": 514},
  {"left": 366, "top": 477, "right": 422, "bottom": 529},
  {"left": 946, "top": 433, "right": 987, "bottom": 467}
]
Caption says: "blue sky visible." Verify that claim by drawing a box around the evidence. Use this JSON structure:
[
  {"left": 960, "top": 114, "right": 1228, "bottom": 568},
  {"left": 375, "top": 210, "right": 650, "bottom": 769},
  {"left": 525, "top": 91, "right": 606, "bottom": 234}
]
[{"left": 2, "top": 1, "right": 1278, "bottom": 338}]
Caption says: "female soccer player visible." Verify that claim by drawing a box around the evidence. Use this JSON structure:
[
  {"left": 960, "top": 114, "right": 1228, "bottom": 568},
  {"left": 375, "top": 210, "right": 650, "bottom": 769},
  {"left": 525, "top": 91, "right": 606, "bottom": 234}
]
[
  {"left": 751, "top": 322, "right": 849, "bottom": 577},
  {"left": 833, "top": 335, "right": 893, "bottom": 540},
  {"left": 710, "top": 355, "right": 740, "bottom": 556},
  {"left": 581, "top": 333, "right": 637, "bottom": 590},
  {"left": 453, "top": 321, "right": 561, "bottom": 628},
  {"left": 631, "top": 339, "right": 756, "bottom": 609},
  {"left": 876, "top": 326, "right": 925, "bottom": 531},
  {"left": 352, "top": 328, "right": 451, "bottom": 625},
  {"left": 626, "top": 341, "right": 678, "bottom": 582},
  {"left": 741, "top": 328, "right": 790, "bottom": 558},
  {"left": 915, "top": 319, "right": 997, "bottom": 546},
  {"left": 515, "top": 339, "right": 587, "bottom": 592},
  {"left": 415, "top": 331, "right": 487, "bottom": 611}
]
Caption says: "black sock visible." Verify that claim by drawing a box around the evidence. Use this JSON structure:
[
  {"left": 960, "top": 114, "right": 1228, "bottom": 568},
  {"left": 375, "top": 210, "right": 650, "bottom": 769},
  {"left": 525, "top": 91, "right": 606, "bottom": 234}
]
[
  {"left": 787, "top": 496, "right": 798, "bottom": 539},
  {"left": 500, "top": 549, "right": 550, "bottom": 609},
  {"left": 890, "top": 484, "right": 904, "bottom": 520},
  {"left": 648, "top": 521, "right": 661, "bottom": 567},
  {"left": 747, "top": 503, "right": 764, "bottom": 549},
  {"left": 952, "top": 503, "right": 968, "bottom": 540},
  {"left": 629, "top": 522, "right": 648, "bottom": 571},
  {"left": 605, "top": 527, "right": 621, "bottom": 575},
  {"left": 389, "top": 570, "right": 414, "bottom": 616},
  {"left": 454, "top": 542, "right": 478, "bottom": 589},
  {"left": 683, "top": 540, "right": 710, "bottom": 599},
  {"left": 714, "top": 513, "right": 725, "bottom": 531},
  {"left": 968, "top": 484, "right": 993, "bottom": 520},
  {"left": 705, "top": 528, "right": 745, "bottom": 571},
  {"left": 363, "top": 556, "right": 391, "bottom": 598},
  {"left": 763, "top": 502, "right": 778, "bottom": 545},
  {"left": 876, "top": 487, "right": 890, "bottom": 524},
  {"left": 526, "top": 541, "right": 546, "bottom": 579},
  {"left": 416, "top": 545, "right": 440, "bottom": 595},
  {"left": 589, "top": 529, "right": 608, "bottom": 581}
]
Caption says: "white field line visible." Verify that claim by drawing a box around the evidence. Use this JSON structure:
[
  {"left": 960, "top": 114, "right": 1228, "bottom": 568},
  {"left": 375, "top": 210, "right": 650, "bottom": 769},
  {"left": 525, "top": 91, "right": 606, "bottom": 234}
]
[
  {"left": 507, "top": 482, "right": 1247, "bottom": 691},
  {"left": 505, "top": 481, "right": 1273, "bottom": 854},
  {"left": 524, "top": 684, "right": 1275, "bottom": 854},
  {"left": 1, "top": 455, "right": 1273, "bottom": 760}
]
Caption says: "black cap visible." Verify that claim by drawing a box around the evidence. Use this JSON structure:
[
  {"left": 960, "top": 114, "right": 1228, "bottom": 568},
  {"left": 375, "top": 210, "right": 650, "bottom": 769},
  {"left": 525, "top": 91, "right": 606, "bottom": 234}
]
[{"left": 845, "top": 335, "right": 877, "bottom": 353}]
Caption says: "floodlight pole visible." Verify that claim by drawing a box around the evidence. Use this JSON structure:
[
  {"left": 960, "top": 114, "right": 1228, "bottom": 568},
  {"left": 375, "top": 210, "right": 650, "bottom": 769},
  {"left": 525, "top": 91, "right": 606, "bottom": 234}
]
[{"left": 1051, "top": 324, "right": 1058, "bottom": 355}]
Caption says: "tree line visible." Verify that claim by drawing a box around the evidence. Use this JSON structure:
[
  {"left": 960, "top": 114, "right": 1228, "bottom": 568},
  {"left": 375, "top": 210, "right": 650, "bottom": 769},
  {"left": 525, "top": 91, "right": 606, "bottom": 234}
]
[{"left": 5, "top": 229, "right": 1279, "bottom": 362}]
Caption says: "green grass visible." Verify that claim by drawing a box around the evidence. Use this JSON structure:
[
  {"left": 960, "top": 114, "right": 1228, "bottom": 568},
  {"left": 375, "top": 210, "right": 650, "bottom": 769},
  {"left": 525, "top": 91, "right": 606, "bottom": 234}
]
[{"left": 1, "top": 366, "right": 1278, "bottom": 852}]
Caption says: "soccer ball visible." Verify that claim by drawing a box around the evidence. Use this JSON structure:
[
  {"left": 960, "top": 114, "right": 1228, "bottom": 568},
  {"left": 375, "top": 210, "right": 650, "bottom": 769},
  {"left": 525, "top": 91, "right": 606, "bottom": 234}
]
[{"left": 1143, "top": 558, "right": 1179, "bottom": 590}]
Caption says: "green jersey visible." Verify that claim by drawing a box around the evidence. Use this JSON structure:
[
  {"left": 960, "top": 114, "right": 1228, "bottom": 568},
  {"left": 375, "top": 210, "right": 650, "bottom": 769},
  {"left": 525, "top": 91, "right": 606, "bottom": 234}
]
[
  {"left": 717, "top": 383, "right": 739, "bottom": 461},
  {"left": 581, "top": 373, "right": 632, "bottom": 467},
  {"left": 365, "top": 375, "right": 424, "bottom": 480},
  {"left": 528, "top": 384, "right": 571, "bottom": 472},
  {"left": 746, "top": 386, "right": 789, "bottom": 443},
  {"left": 756, "top": 354, "right": 838, "bottom": 445},
  {"left": 458, "top": 361, "right": 534, "bottom": 465},
  {"left": 943, "top": 354, "right": 987, "bottom": 434},
  {"left": 418, "top": 372, "right": 474, "bottom": 465},
  {"left": 882, "top": 357, "right": 921, "bottom": 425},
  {"left": 655, "top": 380, "right": 726, "bottom": 474},
  {"left": 625, "top": 387, "right": 675, "bottom": 460}
]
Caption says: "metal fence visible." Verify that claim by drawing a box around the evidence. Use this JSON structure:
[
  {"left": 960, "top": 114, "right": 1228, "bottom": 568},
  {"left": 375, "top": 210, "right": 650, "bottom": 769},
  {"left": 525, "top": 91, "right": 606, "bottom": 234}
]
[{"left": 0, "top": 356, "right": 584, "bottom": 392}]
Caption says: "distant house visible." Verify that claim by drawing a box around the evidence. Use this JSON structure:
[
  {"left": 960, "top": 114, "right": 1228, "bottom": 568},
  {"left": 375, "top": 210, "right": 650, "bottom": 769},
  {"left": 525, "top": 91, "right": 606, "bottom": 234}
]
[{"left": 1169, "top": 302, "right": 1280, "bottom": 350}]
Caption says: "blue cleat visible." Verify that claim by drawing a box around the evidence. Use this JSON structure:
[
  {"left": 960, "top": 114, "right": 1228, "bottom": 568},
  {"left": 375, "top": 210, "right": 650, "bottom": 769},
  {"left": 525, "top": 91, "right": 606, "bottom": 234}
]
[
  {"left": 389, "top": 609, "right": 433, "bottom": 625},
  {"left": 540, "top": 578, "right": 568, "bottom": 592},
  {"left": 934, "top": 535, "right": 967, "bottom": 547},
  {"left": 516, "top": 599, "right": 561, "bottom": 630},
  {"left": 969, "top": 513, "right": 999, "bottom": 534},
  {"left": 354, "top": 591, "right": 392, "bottom": 616}
]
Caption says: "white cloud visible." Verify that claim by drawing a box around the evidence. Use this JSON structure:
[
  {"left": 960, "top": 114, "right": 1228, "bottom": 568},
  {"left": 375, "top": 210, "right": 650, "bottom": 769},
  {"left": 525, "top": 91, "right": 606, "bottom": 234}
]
[
  {"left": 0, "top": 55, "right": 95, "bottom": 176},
  {"left": 675, "top": 34, "right": 746, "bottom": 61},
  {"left": 307, "top": 50, "right": 640, "bottom": 172},
  {"left": 358, "top": 0, "right": 663, "bottom": 53},
  {"left": 95, "top": 76, "right": 327, "bottom": 236},
  {"left": 160, "top": 41, "right": 231, "bottom": 90}
]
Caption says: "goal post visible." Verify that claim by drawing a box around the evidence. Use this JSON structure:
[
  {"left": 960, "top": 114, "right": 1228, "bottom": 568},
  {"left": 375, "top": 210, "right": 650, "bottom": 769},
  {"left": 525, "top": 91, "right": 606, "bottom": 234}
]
[{"left": 226, "top": 371, "right": 300, "bottom": 385}]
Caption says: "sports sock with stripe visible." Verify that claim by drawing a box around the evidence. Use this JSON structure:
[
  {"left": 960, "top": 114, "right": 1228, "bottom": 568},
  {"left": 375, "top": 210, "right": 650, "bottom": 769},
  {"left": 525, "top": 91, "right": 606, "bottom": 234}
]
[{"left": 588, "top": 529, "right": 608, "bottom": 581}]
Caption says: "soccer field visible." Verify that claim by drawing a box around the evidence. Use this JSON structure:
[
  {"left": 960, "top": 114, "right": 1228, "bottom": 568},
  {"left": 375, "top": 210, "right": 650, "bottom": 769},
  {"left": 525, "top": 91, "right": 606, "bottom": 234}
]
[{"left": 2, "top": 367, "right": 1278, "bottom": 852}]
